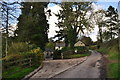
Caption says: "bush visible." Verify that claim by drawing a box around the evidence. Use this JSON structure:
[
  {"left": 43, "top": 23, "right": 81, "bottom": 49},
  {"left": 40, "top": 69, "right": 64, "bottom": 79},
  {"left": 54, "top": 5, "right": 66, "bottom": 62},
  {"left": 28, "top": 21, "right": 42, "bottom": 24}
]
[
  {"left": 62, "top": 51, "right": 90, "bottom": 59},
  {"left": 97, "top": 38, "right": 119, "bottom": 78},
  {"left": 45, "top": 42, "right": 55, "bottom": 50},
  {"left": 30, "top": 47, "right": 43, "bottom": 54},
  {"left": 62, "top": 50, "right": 73, "bottom": 58},
  {"left": 2, "top": 44, "right": 44, "bottom": 79},
  {"left": 61, "top": 47, "right": 72, "bottom": 52},
  {"left": 2, "top": 47, "right": 44, "bottom": 70},
  {"left": 74, "top": 46, "right": 88, "bottom": 54},
  {"left": 61, "top": 46, "right": 89, "bottom": 59},
  {"left": 53, "top": 50, "right": 61, "bottom": 59},
  {"left": 8, "top": 42, "right": 31, "bottom": 55},
  {"left": 89, "top": 45, "right": 98, "bottom": 50},
  {"left": 62, "top": 46, "right": 88, "bottom": 54}
]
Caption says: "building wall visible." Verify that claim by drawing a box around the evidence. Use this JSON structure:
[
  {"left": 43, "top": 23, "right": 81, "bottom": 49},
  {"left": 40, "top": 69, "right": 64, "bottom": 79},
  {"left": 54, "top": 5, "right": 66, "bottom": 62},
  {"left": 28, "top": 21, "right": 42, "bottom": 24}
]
[{"left": 74, "top": 41, "right": 85, "bottom": 46}]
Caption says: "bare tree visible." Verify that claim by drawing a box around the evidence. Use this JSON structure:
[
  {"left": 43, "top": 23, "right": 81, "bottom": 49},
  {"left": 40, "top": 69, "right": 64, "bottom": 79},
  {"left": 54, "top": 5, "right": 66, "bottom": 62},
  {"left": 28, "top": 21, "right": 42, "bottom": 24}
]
[
  {"left": 0, "top": 0, "right": 20, "bottom": 56},
  {"left": 90, "top": 10, "right": 106, "bottom": 43}
]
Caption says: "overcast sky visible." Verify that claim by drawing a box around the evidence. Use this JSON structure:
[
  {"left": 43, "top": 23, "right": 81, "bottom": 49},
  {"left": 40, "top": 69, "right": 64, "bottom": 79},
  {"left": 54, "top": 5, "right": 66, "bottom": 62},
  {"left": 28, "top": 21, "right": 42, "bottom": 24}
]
[{"left": 5, "top": 1, "right": 119, "bottom": 41}]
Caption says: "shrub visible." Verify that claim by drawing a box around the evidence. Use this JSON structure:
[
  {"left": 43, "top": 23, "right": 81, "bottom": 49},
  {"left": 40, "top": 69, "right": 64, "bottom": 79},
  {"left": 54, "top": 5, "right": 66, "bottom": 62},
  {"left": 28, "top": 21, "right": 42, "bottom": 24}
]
[
  {"left": 62, "top": 50, "right": 74, "bottom": 59},
  {"left": 89, "top": 45, "right": 98, "bottom": 50},
  {"left": 45, "top": 42, "right": 55, "bottom": 50},
  {"left": 61, "top": 47, "right": 72, "bottom": 52},
  {"left": 2, "top": 45, "right": 44, "bottom": 79},
  {"left": 62, "top": 46, "right": 88, "bottom": 54},
  {"left": 73, "top": 46, "right": 89, "bottom": 54},
  {"left": 62, "top": 51, "right": 90, "bottom": 59},
  {"left": 61, "top": 46, "right": 89, "bottom": 59},
  {"left": 30, "top": 47, "right": 43, "bottom": 54},
  {"left": 8, "top": 42, "right": 30, "bottom": 55},
  {"left": 2, "top": 47, "right": 44, "bottom": 70},
  {"left": 53, "top": 50, "right": 61, "bottom": 59}
]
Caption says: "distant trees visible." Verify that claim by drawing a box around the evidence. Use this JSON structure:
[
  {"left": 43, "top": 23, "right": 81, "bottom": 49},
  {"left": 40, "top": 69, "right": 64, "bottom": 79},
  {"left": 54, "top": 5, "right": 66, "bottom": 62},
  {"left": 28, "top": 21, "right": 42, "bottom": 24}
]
[
  {"left": 90, "top": 9, "right": 106, "bottom": 43},
  {"left": 0, "top": 1, "right": 20, "bottom": 56},
  {"left": 91, "top": 5, "right": 119, "bottom": 42},
  {"left": 45, "top": 41, "right": 55, "bottom": 50},
  {"left": 97, "top": 6, "right": 119, "bottom": 42},
  {"left": 16, "top": 2, "right": 49, "bottom": 50},
  {"left": 1, "top": 1, "right": 20, "bottom": 32}
]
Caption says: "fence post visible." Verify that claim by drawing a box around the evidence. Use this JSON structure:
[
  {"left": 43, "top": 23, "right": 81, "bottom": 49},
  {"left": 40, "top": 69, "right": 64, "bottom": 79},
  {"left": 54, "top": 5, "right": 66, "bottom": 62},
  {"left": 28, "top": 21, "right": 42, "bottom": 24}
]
[{"left": 29, "top": 58, "right": 32, "bottom": 67}]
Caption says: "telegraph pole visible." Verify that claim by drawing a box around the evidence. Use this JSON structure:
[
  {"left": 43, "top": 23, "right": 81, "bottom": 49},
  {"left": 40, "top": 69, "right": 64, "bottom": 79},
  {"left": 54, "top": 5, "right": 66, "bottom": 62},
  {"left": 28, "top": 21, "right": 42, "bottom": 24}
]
[
  {"left": 117, "top": 1, "right": 120, "bottom": 52},
  {"left": 0, "top": 1, "right": 2, "bottom": 79},
  {"left": 5, "top": 8, "right": 8, "bottom": 57}
]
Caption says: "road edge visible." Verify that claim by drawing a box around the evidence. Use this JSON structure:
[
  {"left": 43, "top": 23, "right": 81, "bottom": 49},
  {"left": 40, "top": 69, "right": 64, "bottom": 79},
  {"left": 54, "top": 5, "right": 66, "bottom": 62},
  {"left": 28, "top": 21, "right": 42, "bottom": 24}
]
[
  {"left": 48, "top": 56, "right": 88, "bottom": 78},
  {"left": 22, "top": 64, "right": 43, "bottom": 80}
]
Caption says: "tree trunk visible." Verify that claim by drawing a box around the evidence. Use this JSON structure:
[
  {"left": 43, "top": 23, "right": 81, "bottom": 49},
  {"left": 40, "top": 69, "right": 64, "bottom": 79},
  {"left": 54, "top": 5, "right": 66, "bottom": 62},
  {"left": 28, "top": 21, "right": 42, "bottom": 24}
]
[
  {"left": 110, "top": 27, "right": 113, "bottom": 40},
  {"left": 99, "top": 26, "right": 103, "bottom": 43},
  {"left": 118, "top": 20, "right": 120, "bottom": 52},
  {"left": 5, "top": 8, "right": 9, "bottom": 57},
  {"left": 65, "top": 35, "right": 69, "bottom": 47}
]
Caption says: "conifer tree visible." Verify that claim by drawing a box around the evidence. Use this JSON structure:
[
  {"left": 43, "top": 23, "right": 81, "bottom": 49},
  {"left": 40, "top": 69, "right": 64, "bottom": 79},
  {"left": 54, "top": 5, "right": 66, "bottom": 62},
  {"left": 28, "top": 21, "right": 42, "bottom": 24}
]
[{"left": 16, "top": 2, "right": 49, "bottom": 50}]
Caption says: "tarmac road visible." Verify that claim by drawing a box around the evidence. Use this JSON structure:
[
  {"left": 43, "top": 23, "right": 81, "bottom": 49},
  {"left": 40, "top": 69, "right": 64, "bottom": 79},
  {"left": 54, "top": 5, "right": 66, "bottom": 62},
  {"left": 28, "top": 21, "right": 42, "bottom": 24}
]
[{"left": 54, "top": 51, "right": 102, "bottom": 78}]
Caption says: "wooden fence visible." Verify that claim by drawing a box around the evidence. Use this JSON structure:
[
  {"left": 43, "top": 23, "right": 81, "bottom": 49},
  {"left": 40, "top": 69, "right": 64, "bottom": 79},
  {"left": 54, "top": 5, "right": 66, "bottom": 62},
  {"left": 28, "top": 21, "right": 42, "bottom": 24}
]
[{"left": 3, "top": 57, "right": 35, "bottom": 71}]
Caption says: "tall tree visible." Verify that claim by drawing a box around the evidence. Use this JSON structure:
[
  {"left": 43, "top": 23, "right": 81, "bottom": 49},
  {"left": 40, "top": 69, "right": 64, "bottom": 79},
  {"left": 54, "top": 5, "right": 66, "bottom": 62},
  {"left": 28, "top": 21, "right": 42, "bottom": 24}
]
[
  {"left": 54, "top": 2, "right": 93, "bottom": 48},
  {"left": 105, "top": 6, "right": 119, "bottom": 40},
  {"left": 90, "top": 10, "right": 106, "bottom": 43},
  {"left": 16, "top": 2, "right": 49, "bottom": 50},
  {"left": 0, "top": 1, "right": 20, "bottom": 56}
]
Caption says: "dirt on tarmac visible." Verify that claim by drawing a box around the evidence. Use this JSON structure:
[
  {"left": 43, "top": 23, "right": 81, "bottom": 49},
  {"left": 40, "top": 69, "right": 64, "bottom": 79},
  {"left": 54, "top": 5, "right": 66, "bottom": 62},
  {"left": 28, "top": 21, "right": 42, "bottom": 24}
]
[
  {"left": 29, "top": 50, "right": 106, "bottom": 79},
  {"left": 53, "top": 51, "right": 103, "bottom": 78},
  {"left": 29, "top": 56, "right": 87, "bottom": 79}
]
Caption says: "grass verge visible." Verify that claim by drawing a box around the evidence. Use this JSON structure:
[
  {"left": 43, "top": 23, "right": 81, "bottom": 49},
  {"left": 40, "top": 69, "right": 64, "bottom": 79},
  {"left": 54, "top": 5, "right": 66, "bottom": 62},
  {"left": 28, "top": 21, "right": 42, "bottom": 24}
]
[
  {"left": 97, "top": 38, "right": 119, "bottom": 78},
  {"left": 107, "top": 63, "right": 120, "bottom": 78},
  {"left": 3, "top": 65, "right": 39, "bottom": 80},
  {"left": 63, "top": 53, "right": 90, "bottom": 59}
]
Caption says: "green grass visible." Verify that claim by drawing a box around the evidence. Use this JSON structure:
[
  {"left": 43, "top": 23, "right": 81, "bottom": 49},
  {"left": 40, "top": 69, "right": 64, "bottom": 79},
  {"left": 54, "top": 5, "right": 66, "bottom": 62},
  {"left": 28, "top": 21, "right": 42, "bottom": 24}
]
[
  {"left": 108, "top": 63, "right": 120, "bottom": 78},
  {"left": 97, "top": 38, "right": 119, "bottom": 78},
  {"left": 98, "top": 47, "right": 119, "bottom": 60},
  {"left": 98, "top": 46, "right": 119, "bottom": 78},
  {"left": 69, "top": 53, "right": 90, "bottom": 58},
  {"left": 3, "top": 66, "right": 39, "bottom": 80},
  {"left": 8, "top": 67, "right": 35, "bottom": 78},
  {"left": 64, "top": 53, "right": 90, "bottom": 59}
]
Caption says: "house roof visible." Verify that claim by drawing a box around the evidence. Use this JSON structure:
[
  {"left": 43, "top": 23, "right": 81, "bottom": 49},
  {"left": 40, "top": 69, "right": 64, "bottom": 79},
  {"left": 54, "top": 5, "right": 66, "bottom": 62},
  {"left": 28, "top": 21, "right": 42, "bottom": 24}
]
[
  {"left": 55, "top": 41, "right": 65, "bottom": 47},
  {"left": 74, "top": 41, "right": 85, "bottom": 46}
]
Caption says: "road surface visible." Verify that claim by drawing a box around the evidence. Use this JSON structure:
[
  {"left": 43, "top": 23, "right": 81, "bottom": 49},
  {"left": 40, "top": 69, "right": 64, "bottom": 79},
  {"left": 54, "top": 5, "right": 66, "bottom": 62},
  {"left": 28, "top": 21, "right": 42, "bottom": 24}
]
[
  {"left": 53, "top": 51, "right": 102, "bottom": 78},
  {"left": 29, "top": 56, "right": 87, "bottom": 79}
]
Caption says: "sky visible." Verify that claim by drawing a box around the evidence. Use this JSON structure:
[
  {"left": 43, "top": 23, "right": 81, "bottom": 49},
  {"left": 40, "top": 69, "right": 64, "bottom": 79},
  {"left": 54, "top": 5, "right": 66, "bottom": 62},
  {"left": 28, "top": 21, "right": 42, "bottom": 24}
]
[
  {"left": 47, "top": 1, "right": 119, "bottom": 41},
  {"left": 3, "top": 1, "right": 120, "bottom": 41}
]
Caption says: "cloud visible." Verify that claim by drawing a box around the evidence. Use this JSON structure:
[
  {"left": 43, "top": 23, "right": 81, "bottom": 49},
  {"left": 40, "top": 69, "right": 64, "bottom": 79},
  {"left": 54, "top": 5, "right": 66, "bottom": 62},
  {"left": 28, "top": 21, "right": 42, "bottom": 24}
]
[
  {"left": 47, "top": 5, "right": 62, "bottom": 38},
  {"left": 47, "top": 3, "right": 102, "bottom": 41},
  {"left": 89, "top": 25, "right": 99, "bottom": 41},
  {"left": 91, "top": 3, "right": 102, "bottom": 12}
]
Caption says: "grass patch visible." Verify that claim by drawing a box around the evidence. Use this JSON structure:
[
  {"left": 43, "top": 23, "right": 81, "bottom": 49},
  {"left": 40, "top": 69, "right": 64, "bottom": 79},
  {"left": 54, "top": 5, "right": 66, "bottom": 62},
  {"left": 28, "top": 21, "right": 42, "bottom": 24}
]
[
  {"left": 3, "top": 66, "right": 39, "bottom": 80},
  {"left": 97, "top": 38, "right": 119, "bottom": 78},
  {"left": 69, "top": 53, "right": 90, "bottom": 58},
  {"left": 63, "top": 53, "right": 90, "bottom": 59},
  {"left": 108, "top": 63, "right": 120, "bottom": 78}
]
